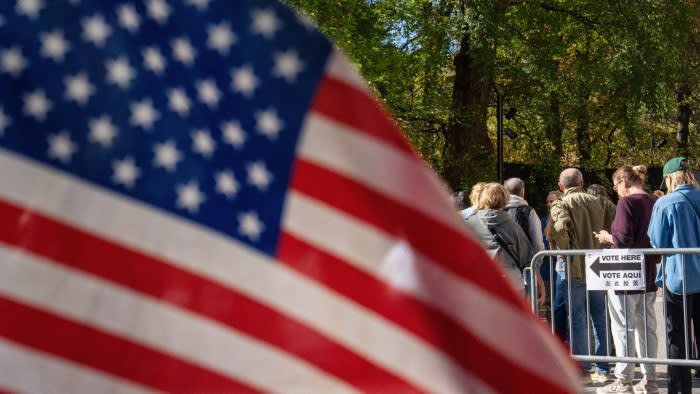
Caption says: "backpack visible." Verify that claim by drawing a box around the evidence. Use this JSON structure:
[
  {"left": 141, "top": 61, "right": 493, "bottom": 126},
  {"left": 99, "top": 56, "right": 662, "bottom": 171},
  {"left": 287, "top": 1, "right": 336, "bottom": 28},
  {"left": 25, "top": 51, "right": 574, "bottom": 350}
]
[{"left": 507, "top": 205, "right": 533, "bottom": 244}]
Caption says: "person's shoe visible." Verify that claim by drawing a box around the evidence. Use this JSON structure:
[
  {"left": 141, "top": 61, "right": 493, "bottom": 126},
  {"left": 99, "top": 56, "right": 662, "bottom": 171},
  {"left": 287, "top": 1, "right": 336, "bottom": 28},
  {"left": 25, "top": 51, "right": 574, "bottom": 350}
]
[
  {"left": 632, "top": 380, "right": 659, "bottom": 394},
  {"left": 596, "top": 380, "right": 633, "bottom": 393},
  {"left": 590, "top": 371, "right": 611, "bottom": 384}
]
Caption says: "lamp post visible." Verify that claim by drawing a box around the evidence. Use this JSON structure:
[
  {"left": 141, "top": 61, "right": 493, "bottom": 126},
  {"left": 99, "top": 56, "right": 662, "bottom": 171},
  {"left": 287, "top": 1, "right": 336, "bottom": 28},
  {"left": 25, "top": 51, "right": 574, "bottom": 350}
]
[{"left": 496, "top": 92, "right": 504, "bottom": 183}]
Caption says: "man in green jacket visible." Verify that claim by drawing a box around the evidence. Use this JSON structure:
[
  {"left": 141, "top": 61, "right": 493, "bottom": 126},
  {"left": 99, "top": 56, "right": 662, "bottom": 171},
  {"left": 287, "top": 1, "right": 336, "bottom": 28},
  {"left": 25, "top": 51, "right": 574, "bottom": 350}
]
[{"left": 550, "top": 168, "right": 616, "bottom": 382}]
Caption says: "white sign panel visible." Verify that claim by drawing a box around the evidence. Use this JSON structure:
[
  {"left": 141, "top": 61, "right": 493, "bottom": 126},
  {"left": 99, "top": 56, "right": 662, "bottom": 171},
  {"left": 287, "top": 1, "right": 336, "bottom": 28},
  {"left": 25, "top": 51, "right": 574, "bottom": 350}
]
[{"left": 585, "top": 249, "right": 645, "bottom": 291}]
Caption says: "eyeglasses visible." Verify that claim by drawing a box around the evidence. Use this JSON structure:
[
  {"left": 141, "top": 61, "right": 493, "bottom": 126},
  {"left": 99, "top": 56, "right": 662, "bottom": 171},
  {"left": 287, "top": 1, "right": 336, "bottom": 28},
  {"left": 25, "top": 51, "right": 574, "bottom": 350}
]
[{"left": 612, "top": 179, "right": 624, "bottom": 190}]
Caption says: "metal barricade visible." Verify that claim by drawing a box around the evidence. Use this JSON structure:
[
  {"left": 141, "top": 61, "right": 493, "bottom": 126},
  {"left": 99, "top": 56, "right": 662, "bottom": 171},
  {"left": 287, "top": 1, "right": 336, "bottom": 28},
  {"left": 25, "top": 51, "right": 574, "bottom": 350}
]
[{"left": 525, "top": 248, "right": 700, "bottom": 367}]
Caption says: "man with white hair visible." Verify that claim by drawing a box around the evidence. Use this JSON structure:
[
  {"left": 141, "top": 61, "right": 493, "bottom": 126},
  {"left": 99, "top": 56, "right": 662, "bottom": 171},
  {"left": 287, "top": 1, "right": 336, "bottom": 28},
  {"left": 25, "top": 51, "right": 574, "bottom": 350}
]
[
  {"left": 549, "top": 168, "right": 616, "bottom": 383},
  {"left": 504, "top": 177, "right": 544, "bottom": 253}
]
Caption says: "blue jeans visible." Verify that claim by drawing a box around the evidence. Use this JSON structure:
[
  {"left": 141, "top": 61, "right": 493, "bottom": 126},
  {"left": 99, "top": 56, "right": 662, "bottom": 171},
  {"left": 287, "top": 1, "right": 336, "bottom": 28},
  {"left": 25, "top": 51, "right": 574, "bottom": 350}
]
[
  {"left": 553, "top": 271, "right": 568, "bottom": 341},
  {"left": 565, "top": 279, "right": 610, "bottom": 374}
]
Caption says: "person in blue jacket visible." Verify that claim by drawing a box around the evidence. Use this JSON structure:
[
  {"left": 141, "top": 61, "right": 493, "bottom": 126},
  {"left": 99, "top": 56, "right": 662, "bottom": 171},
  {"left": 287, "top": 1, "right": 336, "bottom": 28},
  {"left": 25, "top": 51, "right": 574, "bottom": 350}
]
[{"left": 648, "top": 156, "right": 700, "bottom": 394}]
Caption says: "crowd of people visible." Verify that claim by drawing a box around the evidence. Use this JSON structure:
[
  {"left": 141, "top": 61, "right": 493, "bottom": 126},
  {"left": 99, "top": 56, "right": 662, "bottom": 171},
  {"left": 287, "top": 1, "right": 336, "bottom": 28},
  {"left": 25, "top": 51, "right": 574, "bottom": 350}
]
[{"left": 452, "top": 157, "right": 700, "bottom": 394}]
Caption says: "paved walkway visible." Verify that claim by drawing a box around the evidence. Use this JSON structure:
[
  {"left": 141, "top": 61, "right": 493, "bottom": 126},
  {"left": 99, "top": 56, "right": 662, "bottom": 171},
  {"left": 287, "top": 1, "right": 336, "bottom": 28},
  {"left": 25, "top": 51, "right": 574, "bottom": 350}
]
[
  {"left": 582, "top": 369, "right": 700, "bottom": 393},
  {"left": 569, "top": 290, "right": 700, "bottom": 392}
]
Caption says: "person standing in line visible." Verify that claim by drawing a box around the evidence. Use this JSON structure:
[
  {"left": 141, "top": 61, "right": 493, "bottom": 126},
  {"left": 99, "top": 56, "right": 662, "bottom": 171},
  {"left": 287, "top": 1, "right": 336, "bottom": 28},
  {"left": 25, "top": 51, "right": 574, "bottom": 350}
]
[
  {"left": 463, "top": 182, "right": 545, "bottom": 305},
  {"left": 460, "top": 182, "right": 486, "bottom": 221},
  {"left": 504, "top": 178, "right": 546, "bottom": 310},
  {"left": 504, "top": 177, "right": 545, "bottom": 253},
  {"left": 550, "top": 168, "right": 616, "bottom": 383},
  {"left": 543, "top": 190, "right": 567, "bottom": 341},
  {"left": 450, "top": 190, "right": 468, "bottom": 211},
  {"left": 648, "top": 157, "right": 700, "bottom": 394},
  {"left": 594, "top": 165, "right": 659, "bottom": 394}
]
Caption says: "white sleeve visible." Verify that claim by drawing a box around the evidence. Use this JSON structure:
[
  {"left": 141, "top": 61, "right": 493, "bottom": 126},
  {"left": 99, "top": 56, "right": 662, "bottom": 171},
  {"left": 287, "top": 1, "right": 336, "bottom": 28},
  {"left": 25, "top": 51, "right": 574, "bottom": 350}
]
[{"left": 528, "top": 208, "right": 544, "bottom": 252}]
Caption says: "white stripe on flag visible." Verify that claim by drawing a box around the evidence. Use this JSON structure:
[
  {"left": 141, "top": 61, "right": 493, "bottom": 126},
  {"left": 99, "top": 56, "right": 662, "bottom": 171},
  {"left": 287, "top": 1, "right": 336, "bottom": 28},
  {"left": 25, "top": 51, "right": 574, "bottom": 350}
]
[
  {"left": 283, "top": 190, "right": 390, "bottom": 276},
  {"left": 0, "top": 150, "right": 471, "bottom": 393},
  {"left": 297, "top": 114, "right": 461, "bottom": 233},
  {"left": 284, "top": 191, "right": 580, "bottom": 390},
  {"left": 324, "top": 50, "right": 368, "bottom": 91},
  {"left": 0, "top": 246, "right": 359, "bottom": 394},
  {"left": 0, "top": 338, "right": 160, "bottom": 394}
]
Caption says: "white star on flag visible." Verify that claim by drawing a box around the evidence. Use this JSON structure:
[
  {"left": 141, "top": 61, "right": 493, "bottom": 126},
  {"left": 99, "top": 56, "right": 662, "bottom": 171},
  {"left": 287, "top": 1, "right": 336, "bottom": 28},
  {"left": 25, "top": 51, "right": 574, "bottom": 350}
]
[
  {"left": 231, "top": 65, "right": 258, "bottom": 97},
  {"left": 147, "top": 0, "right": 170, "bottom": 24},
  {"left": 106, "top": 57, "right": 135, "bottom": 89},
  {"left": 153, "top": 140, "right": 181, "bottom": 172},
  {"left": 117, "top": 4, "right": 141, "bottom": 33},
  {"left": 222, "top": 120, "right": 246, "bottom": 149},
  {"left": 255, "top": 108, "right": 283, "bottom": 140},
  {"left": 47, "top": 131, "right": 77, "bottom": 163},
  {"left": 112, "top": 157, "right": 141, "bottom": 188},
  {"left": 143, "top": 47, "right": 166, "bottom": 74},
  {"left": 172, "top": 38, "right": 196, "bottom": 66},
  {"left": 176, "top": 181, "right": 206, "bottom": 213},
  {"left": 251, "top": 8, "right": 280, "bottom": 39},
  {"left": 88, "top": 116, "right": 118, "bottom": 148},
  {"left": 16, "top": 0, "right": 44, "bottom": 19},
  {"left": 40, "top": 30, "right": 70, "bottom": 62},
  {"left": 167, "top": 87, "right": 191, "bottom": 116},
  {"left": 23, "top": 90, "right": 52, "bottom": 121},
  {"left": 0, "top": 47, "right": 27, "bottom": 76},
  {"left": 207, "top": 22, "right": 237, "bottom": 55},
  {"left": 130, "top": 99, "right": 160, "bottom": 130},
  {"left": 273, "top": 50, "right": 304, "bottom": 82},
  {"left": 196, "top": 79, "right": 220, "bottom": 108},
  {"left": 246, "top": 161, "right": 272, "bottom": 190},
  {"left": 214, "top": 170, "right": 239, "bottom": 198},
  {"left": 192, "top": 129, "right": 216, "bottom": 157},
  {"left": 64, "top": 73, "right": 95, "bottom": 105},
  {"left": 82, "top": 14, "right": 112, "bottom": 47},
  {"left": 238, "top": 211, "right": 264, "bottom": 240},
  {"left": 186, "top": 0, "right": 209, "bottom": 11}
]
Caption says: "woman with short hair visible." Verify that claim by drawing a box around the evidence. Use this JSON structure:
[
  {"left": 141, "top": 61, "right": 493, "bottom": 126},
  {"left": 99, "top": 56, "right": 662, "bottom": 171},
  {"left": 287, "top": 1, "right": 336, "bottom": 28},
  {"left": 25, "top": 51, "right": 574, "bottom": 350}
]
[{"left": 464, "top": 182, "right": 544, "bottom": 304}]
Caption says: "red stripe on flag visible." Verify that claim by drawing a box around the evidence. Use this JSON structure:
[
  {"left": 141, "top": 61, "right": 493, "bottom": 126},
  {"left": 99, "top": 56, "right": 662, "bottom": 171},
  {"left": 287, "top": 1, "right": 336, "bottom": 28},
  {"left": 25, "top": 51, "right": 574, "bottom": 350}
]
[
  {"left": 0, "top": 296, "right": 260, "bottom": 393},
  {"left": 278, "top": 233, "right": 567, "bottom": 394},
  {"left": 311, "top": 76, "right": 415, "bottom": 154},
  {"left": 0, "top": 199, "right": 424, "bottom": 394},
  {"left": 290, "top": 159, "right": 522, "bottom": 304}
]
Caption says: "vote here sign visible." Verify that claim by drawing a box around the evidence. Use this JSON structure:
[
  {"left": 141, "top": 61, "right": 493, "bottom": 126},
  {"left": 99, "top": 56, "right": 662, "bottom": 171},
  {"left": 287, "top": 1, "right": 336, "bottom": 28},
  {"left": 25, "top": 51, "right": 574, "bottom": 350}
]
[{"left": 585, "top": 249, "right": 646, "bottom": 291}]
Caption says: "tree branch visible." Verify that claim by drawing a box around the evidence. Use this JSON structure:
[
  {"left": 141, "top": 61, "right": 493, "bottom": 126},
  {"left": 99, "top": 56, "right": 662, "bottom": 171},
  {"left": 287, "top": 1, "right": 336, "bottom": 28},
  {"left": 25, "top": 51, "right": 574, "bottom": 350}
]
[
  {"left": 396, "top": 116, "right": 447, "bottom": 134},
  {"left": 539, "top": 3, "right": 597, "bottom": 28}
]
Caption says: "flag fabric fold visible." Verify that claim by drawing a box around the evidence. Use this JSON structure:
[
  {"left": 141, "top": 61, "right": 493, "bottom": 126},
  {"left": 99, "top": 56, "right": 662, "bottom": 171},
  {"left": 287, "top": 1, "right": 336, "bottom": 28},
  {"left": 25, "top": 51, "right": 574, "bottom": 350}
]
[{"left": 0, "top": 0, "right": 577, "bottom": 392}]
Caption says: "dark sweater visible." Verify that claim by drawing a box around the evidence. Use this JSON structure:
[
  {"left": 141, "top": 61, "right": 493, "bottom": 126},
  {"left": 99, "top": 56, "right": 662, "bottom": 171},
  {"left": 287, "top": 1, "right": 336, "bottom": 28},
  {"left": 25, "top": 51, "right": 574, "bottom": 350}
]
[{"left": 610, "top": 193, "right": 659, "bottom": 293}]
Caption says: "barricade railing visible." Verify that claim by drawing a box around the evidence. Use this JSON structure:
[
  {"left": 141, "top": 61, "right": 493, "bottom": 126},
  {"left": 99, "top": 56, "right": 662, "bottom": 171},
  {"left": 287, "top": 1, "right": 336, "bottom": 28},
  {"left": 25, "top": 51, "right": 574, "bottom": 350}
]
[{"left": 525, "top": 248, "right": 700, "bottom": 367}]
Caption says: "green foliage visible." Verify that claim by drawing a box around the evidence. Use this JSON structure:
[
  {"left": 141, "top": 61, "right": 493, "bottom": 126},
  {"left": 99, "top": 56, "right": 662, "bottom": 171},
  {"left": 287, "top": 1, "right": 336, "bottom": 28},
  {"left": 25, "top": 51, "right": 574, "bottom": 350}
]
[{"left": 284, "top": 0, "right": 700, "bottom": 189}]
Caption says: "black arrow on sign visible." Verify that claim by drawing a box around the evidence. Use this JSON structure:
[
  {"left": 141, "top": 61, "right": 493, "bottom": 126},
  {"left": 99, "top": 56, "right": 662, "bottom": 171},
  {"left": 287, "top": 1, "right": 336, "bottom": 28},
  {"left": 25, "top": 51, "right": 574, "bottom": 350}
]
[{"left": 589, "top": 257, "right": 642, "bottom": 277}]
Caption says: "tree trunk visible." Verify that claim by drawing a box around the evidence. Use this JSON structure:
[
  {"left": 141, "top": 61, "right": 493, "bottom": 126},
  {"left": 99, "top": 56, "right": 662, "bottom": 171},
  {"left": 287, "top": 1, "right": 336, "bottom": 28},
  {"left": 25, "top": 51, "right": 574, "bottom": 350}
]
[
  {"left": 676, "top": 83, "right": 691, "bottom": 157},
  {"left": 442, "top": 31, "right": 494, "bottom": 191},
  {"left": 544, "top": 93, "right": 563, "bottom": 158},
  {"left": 574, "top": 106, "right": 591, "bottom": 167}
]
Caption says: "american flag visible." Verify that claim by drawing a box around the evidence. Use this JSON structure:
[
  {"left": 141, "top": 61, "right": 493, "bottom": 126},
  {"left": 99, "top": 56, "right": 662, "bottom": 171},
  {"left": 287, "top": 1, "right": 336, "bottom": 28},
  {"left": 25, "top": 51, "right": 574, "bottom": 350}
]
[{"left": 0, "top": 0, "right": 578, "bottom": 392}]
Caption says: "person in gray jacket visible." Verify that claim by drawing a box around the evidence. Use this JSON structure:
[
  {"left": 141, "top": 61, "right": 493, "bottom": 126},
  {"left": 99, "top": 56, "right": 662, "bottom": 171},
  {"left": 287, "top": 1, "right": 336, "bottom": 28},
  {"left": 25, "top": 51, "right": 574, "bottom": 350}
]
[
  {"left": 504, "top": 177, "right": 544, "bottom": 253},
  {"left": 464, "top": 182, "right": 545, "bottom": 305}
]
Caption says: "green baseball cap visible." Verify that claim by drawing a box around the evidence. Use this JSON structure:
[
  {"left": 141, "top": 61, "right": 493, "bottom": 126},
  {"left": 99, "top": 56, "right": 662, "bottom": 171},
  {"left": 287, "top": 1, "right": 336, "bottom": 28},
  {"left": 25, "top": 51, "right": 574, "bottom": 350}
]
[{"left": 660, "top": 156, "right": 689, "bottom": 189}]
